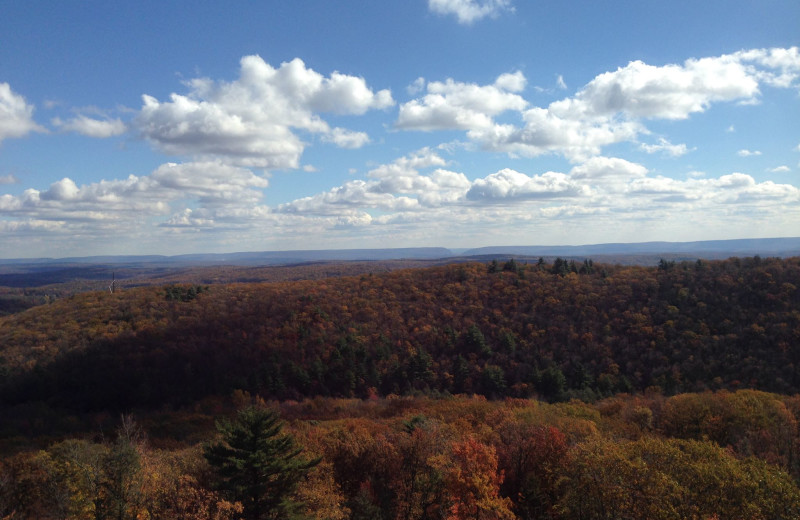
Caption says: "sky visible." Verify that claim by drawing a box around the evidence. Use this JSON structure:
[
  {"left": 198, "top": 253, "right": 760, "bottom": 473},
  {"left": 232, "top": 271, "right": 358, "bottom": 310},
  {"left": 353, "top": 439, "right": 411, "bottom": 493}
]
[{"left": 0, "top": 0, "right": 799, "bottom": 258}]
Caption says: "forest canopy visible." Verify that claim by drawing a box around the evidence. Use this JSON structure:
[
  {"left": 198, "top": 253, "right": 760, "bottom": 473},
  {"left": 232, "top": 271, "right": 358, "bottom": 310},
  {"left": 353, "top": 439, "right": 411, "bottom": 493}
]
[
  {"left": 1, "top": 256, "right": 798, "bottom": 414},
  {"left": 2, "top": 256, "right": 800, "bottom": 518}
]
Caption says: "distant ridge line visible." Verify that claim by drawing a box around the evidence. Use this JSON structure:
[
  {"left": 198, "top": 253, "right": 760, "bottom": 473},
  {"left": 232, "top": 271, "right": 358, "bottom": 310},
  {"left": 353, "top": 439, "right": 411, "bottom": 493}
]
[
  {"left": 0, "top": 238, "right": 799, "bottom": 265},
  {"left": 462, "top": 237, "right": 800, "bottom": 257}
]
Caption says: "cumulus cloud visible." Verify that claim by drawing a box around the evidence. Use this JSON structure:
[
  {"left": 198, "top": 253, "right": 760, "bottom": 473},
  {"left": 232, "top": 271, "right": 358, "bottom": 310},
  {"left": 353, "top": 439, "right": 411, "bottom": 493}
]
[
  {"left": 472, "top": 108, "right": 641, "bottom": 161},
  {"left": 278, "top": 147, "right": 799, "bottom": 239},
  {"left": 4, "top": 147, "right": 799, "bottom": 255},
  {"left": 161, "top": 208, "right": 215, "bottom": 228},
  {"left": 622, "top": 172, "right": 800, "bottom": 206},
  {"left": 550, "top": 55, "right": 761, "bottom": 121},
  {"left": 149, "top": 161, "right": 269, "bottom": 206},
  {"left": 428, "top": 0, "right": 513, "bottom": 25},
  {"left": 40, "top": 177, "right": 81, "bottom": 201},
  {"left": 640, "top": 138, "right": 691, "bottom": 157},
  {"left": 136, "top": 55, "right": 393, "bottom": 168},
  {"left": 0, "top": 83, "right": 45, "bottom": 143},
  {"left": 442, "top": 47, "right": 799, "bottom": 162},
  {"left": 467, "top": 168, "right": 587, "bottom": 201},
  {"left": 396, "top": 72, "right": 527, "bottom": 131},
  {"left": 52, "top": 115, "right": 126, "bottom": 138},
  {"left": 569, "top": 156, "right": 648, "bottom": 182},
  {"left": 769, "top": 165, "right": 790, "bottom": 173},
  {"left": 366, "top": 147, "right": 448, "bottom": 181},
  {"left": 0, "top": 174, "right": 18, "bottom": 185},
  {"left": 280, "top": 179, "right": 420, "bottom": 215},
  {"left": 0, "top": 161, "right": 269, "bottom": 223},
  {"left": 279, "top": 148, "right": 469, "bottom": 214},
  {"left": 322, "top": 127, "right": 370, "bottom": 149},
  {"left": 735, "top": 46, "right": 800, "bottom": 88}
]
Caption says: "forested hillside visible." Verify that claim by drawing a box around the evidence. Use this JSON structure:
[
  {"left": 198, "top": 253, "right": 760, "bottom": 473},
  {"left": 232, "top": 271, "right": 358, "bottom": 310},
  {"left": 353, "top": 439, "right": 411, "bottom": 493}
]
[
  {"left": 2, "top": 256, "right": 800, "bottom": 519},
  {"left": 2, "top": 256, "right": 799, "bottom": 416}
]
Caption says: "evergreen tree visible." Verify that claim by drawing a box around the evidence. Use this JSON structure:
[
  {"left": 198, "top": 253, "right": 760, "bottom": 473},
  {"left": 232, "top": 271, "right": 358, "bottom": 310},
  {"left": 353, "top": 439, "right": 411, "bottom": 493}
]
[{"left": 204, "top": 406, "right": 320, "bottom": 520}]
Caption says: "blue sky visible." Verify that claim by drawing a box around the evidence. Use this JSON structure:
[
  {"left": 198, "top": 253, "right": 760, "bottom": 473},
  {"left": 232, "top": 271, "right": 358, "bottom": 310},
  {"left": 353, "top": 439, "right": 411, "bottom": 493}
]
[{"left": 1, "top": 0, "right": 798, "bottom": 258}]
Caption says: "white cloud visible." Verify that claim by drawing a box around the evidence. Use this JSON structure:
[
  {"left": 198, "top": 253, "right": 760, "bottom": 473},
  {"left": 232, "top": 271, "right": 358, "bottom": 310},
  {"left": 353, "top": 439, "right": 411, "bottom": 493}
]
[
  {"left": 161, "top": 208, "right": 215, "bottom": 228},
  {"left": 621, "top": 172, "right": 800, "bottom": 206},
  {"left": 322, "top": 127, "right": 370, "bottom": 149},
  {"left": 0, "top": 83, "right": 45, "bottom": 143},
  {"left": 735, "top": 46, "right": 800, "bottom": 88},
  {"left": 149, "top": 161, "right": 269, "bottom": 206},
  {"left": 467, "top": 168, "right": 587, "bottom": 201},
  {"left": 640, "top": 137, "right": 691, "bottom": 157},
  {"left": 0, "top": 219, "right": 66, "bottom": 234},
  {"left": 556, "top": 75, "right": 567, "bottom": 90},
  {"left": 279, "top": 148, "right": 470, "bottom": 214},
  {"left": 472, "top": 108, "right": 641, "bottom": 162},
  {"left": 0, "top": 174, "right": 18, "bottom": 185},
  {"left": 428, "top": 0, "right": 513, "bottom": 25},
  {"left": 769, "top": 165, "right": 790, "bottom": 173},
  {"left": 367, "top": 147, "right": 448, "bottom": 181},
  {"left": 136, "top": 55, "right": 393, "bottom": 168},
  {"left": 569, "top": 156, "right": 648, "bottom": 181},
  {"left": 276, "top": 149, "right": 799, "bottom": 233},
  {"left": 4, "top": 147, "right": 799, "bottom": 255},
  {"left": 456, "top": 48, "right": 799, "bottom": 162},
  {"left": 279, "top": 179, "right": 420, "bottom": 215},
  {"left": 494, "top": 71, "right": 527, "bottom": 92},
  {"left": 0, "top": 161, "right": 269, "bottom": 223},
  {"left": 40, "top": 177, "right": 80, "bottom": 201},
  {"left": 732, "top": 178, "right": 800, "bottom": 202},
  {"left": 550, "top": 56, "right": 761, "bottom": 121},
  {"left": 396, "top": 73, "right": 528, "bottom": 131},
  {"left": 52, "top": 115, "right": 126, "bottom": 138},
  {"left": 737, "top": 149, "right": 762, "bottom": 157},
  {"left": 407, "top": 77, "right": 426, "bottom": 95}
]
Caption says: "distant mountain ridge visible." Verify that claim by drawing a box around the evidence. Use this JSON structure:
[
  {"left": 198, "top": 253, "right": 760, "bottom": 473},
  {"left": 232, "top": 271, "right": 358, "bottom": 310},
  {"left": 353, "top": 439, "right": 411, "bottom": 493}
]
[
  {"left": 0, "top": 247, "right": 453, "bottom": 267},
  {"left": 1, "top": 237, "right": 799, "bottom": 268},
  {"left": 463, "top": 237, "right": 800, "bottom": 258}
]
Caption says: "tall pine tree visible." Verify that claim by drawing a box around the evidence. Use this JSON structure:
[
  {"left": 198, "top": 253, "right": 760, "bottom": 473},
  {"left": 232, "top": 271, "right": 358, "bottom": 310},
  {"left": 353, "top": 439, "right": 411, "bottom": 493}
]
[{"left": 204, "top": 406, "right": 319, "bottom": 520}]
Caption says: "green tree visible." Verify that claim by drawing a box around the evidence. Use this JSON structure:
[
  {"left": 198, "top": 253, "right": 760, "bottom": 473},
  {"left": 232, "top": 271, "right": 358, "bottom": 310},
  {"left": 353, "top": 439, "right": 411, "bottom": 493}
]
[
  {"left": 204, "top": 406, "right": 320, "bottom": 520},
  {"left": 97, "top": 437, "right": 142, "bottom": 520}
]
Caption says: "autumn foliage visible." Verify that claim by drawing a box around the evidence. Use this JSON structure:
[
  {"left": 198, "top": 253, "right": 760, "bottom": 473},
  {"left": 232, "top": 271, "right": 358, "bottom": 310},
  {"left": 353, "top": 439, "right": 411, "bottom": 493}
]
[
  {"left": 2, "top": 393, "right": 800, "bottom": 519},
  {"left": 2, "top": 256, "right": 800, "bottom": 418},
  {"left": 1, "top": 256, "right": 800, "bottom": 518}
]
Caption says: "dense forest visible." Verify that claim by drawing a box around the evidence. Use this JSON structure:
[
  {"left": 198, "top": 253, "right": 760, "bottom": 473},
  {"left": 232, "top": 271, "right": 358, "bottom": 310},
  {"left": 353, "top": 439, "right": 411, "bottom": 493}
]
[
  {"left": 2, "top": 256, "right": 799, "bottom": 414},
  {"left": 2, "top": 256, "right": 800, "bottom": 518},
  {"left": 3, "top": 392, "right": 800, "bottom": 519}
]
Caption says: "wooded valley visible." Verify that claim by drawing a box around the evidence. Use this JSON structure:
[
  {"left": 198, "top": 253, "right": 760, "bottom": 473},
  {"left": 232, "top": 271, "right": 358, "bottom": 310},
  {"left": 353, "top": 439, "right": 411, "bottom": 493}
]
[{"left": 1, "top": 256, "right": 799, "bottom": 518}]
